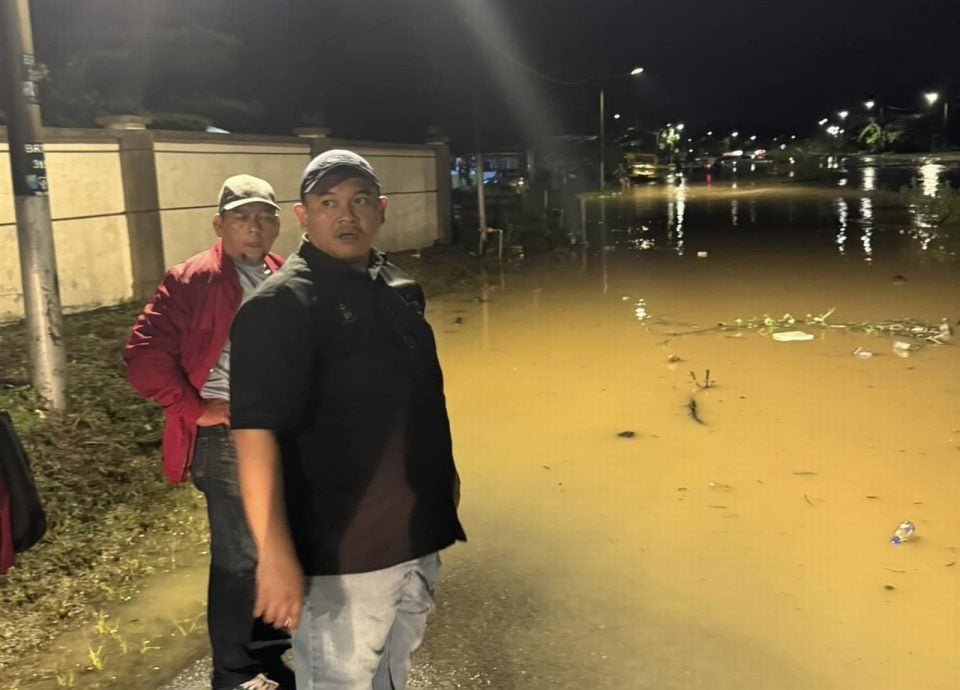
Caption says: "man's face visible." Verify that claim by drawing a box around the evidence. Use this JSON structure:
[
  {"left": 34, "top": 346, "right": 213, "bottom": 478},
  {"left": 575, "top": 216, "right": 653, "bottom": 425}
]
[
  {"left": 213, "top": 202, "right": 281, "bottom": 265},
  {"left": 294, "top": 177, "right": 387, "bottom": 265}
]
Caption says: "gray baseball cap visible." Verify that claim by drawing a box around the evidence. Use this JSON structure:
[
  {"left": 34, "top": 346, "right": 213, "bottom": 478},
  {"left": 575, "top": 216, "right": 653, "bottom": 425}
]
[
  {"left": 218, "top": 174, "right": 280, "bottom": 213},
  {"left": 300, "top": 149, "right": 381, "bottom": 198}
]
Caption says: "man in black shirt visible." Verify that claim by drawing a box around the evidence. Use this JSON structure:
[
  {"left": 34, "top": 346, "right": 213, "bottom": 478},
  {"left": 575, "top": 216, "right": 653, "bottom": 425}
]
[{"left": 231, "top": 149, "right": 465, "bottom": 690}]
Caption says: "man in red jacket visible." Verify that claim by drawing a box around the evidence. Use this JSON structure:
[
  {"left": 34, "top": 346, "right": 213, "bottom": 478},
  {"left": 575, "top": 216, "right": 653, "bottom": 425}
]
[{"left": 125, "top": 175, "right": 291, "bottom": 690}]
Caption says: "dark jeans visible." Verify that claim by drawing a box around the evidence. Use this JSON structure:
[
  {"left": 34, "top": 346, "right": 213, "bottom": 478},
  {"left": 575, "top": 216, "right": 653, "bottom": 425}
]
[{"left": 191, "top": 424, "right": 293, "bottom": 690}]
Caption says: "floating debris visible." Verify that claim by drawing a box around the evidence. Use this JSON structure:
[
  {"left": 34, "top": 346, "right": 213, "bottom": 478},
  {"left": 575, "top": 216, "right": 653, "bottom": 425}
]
[
  {"left": 687, "top": 398, "right": 705, "bottom": 425},
  {"left": 617, "top": 430, "right": 635, "bottom": 438},
  {"left": 884, "top": 584, "right": 896, "bottom": 591},
  {"left": 772, "top": 330, "right": 815, "bottom": 342},
  {"left": 803, "top": 494, "right": 815, "bottom": 505},
  {"left": 792, "top": 471, "right": 818, "bottom": 476},
  {"left": 707, "top": 481, "right": 732, "bottom": 489},
  {"left": 453, "top": 316, "right": 464, "bottom": 326}
]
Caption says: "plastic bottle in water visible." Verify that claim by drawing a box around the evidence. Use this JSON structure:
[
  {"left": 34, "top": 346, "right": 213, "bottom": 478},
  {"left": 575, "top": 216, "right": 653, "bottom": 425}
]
[{"left": 890, "top": 520, "right": 915, "bottom": 544}]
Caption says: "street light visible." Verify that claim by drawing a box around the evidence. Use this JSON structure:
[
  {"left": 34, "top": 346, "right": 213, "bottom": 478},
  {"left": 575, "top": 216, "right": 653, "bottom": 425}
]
[
  {"left": 838, "top": 110, "right": 849, "bottom": 120},
  {"left": 599, "top": 65, "right": 644, "bottom": 190},
  {"left": 924, "top": 91, "right": 940, "bottom": 106},
  {"left": 864, "top": 99, "right": 876, "bottom": 110}
]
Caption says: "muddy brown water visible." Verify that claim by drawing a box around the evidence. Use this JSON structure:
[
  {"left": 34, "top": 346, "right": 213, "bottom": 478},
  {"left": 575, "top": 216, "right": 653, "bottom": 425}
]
[
  {"left": 14, "top": 175, "right": 960, "bottom": 690},
  {"left": 411, "top": 177, "right": 960, "bottom": 689}
]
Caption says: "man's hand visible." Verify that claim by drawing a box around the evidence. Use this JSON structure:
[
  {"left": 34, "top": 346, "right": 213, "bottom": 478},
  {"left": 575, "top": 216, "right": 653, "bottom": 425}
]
[
  {"left": 197, "top": 399, "right": 230, "bottom": 426},
  {"left": 234, "top": 428, "right": 302, "bottom": 630},
  {"left": 255, "top": 545, "right": 305, "bottom": 631}
]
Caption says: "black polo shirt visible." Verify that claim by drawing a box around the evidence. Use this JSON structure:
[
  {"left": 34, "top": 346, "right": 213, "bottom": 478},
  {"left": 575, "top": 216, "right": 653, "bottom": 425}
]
[{"left": 230, "top": 239, "right": 466, "bottom": 575}]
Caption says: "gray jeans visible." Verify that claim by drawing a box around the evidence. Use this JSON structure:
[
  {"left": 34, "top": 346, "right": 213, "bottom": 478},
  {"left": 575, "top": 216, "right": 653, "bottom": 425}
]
[{"left": 293, "top": 553, "right": 441, "bottom": 690}]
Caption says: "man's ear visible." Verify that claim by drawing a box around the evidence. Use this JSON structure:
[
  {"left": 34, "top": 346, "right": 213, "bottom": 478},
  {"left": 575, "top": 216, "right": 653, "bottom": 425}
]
[
  {"left": 212, "top": 213, "right": 224, "bottom": 237},
  {"left": 378, "top": 195, "right": 388, "bottom": 223},
  {"left": 293, "top": 202, "right": 308, "bottom": 228}
]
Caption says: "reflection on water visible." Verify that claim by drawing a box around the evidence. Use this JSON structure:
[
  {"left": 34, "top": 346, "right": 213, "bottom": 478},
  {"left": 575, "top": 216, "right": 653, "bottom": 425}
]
[
  {"left": 835, "top": 197, "right": 848, "bottom": 254},
  {"left": 919, "top": 162, "right": 944, "bottom": 197},
  {"left": 667, "top": 180, "right": 686, "bottom": 255},
  {"left": 584, "top": 159, "right": 959, "bottom": 260},
  {"left": 860, "top": 196, "right": 874, "bottom": 262}
]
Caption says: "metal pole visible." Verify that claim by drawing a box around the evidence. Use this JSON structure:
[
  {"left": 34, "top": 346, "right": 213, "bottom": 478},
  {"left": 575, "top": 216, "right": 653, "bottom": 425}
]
[
  {"left": 1, "top": 0, "right": 67, "bottom": 410},
  {"left": 944, "top": 101, "right": 950, "bottom": 148},
  {"left": 598, "top": 86, "right": 605, "bottom": 191},
  {"left": 472, "top": 88, "right": 487, "bottom": 250}
]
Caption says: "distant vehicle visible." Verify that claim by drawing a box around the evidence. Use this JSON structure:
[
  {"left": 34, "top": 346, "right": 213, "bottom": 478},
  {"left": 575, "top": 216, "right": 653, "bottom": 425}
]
[
  {"left": 624, "top": 153, "right": 658, "bottom": 181},
  {"left": 484, "top": 168, "right": 527, "bottom": 192}
]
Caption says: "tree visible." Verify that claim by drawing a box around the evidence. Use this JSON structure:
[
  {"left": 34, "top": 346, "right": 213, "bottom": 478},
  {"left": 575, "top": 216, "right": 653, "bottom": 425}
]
[
  {"left": 856, "top": 119, "right": 904, "bottom": 153},
  {"left": 33, "top": 0, "right": 264, "bottom": 131}
]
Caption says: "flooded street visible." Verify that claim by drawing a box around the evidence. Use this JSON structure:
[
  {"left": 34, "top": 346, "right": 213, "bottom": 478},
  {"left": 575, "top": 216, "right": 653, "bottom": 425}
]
[
  {"left": 409, "top": 172, "right": 960, "bottom": 689},
  {"left": 16, "top": 171, "right": 960, "bottom": 690}
]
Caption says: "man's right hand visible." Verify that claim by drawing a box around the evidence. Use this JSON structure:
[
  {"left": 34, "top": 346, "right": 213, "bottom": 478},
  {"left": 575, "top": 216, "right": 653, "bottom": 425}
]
[
  {"left": 254, "top": 546, "right": 305, "bottom": 631},
  {"left": 197, "top": 399, "right": 230, "bottom": 427}
]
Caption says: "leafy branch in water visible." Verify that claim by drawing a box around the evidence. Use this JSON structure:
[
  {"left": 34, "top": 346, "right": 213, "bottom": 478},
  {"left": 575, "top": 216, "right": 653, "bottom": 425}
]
[{"left": 716, "top": 307, "right": 954, "bottom": 344}]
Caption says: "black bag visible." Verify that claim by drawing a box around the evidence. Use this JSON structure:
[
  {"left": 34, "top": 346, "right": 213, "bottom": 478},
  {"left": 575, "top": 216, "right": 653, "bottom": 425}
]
[{"left": 0, "top": 410, "right": 47, "bottom": 552}]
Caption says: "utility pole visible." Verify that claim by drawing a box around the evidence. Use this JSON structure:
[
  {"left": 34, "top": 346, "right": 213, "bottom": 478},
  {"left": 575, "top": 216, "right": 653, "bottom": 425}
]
[
  {"left": 598, "top": 86, "right": 605, "bottom": 191},
  {"left": 1, "top": 0, "right": 67, "bottom": 410}
]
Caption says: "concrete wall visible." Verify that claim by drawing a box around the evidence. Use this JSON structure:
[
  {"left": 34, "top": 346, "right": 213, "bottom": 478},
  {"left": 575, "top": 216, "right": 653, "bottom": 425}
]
[
  {"left": 0, "top": 126, "right": 450, "bottom": 322},
  {"left": 0, "top": 134, "right": 132, "bottom": 319}
]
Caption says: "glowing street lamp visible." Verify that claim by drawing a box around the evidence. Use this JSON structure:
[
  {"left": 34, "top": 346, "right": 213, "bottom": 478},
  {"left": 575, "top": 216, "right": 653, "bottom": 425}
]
[
  {"left": 864, "top": 99, "right": 876, "bottom": 110},
  {"left": 730, "top": 130, "right": 739, "bottom": 138},
  {"left": 818, "top": 118, "right": 829, "bottom": 126},
  {"left": 629, "top": 67, "right": 644, "bottom": 76},
  {"left": 924, "top": 91, "right": 940, "bottom": 106},
  {"left": 838, "top": 110, "right": 849, "bottom": 120},
  {"left": 613, "top": 113, "right": 621, "bottom": 120}
]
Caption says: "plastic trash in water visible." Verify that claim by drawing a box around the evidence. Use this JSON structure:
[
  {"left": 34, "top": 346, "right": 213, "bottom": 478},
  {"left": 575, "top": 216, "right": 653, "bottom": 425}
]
[
  {"left": 772, "top": 330, "right": 815, "bottom": 342},
  {"left": 853, "top": 347, "right": 874, "bottom": 359},
  {"left": 890, "top": 520, "right": 916, "bottom": 544},
  {"left": 892, "top": 340, "right": 918, "bottom": 358}
]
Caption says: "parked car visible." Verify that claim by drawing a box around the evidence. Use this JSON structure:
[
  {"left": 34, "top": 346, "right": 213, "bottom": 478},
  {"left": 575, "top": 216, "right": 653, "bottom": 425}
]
[{"left": 484, "top": 169, "right": 528, "bottom": 192}]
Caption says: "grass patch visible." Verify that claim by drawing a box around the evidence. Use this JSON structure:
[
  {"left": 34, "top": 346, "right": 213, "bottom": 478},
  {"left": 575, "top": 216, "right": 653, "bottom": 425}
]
[
  {"left": 0, "top": 301, "right": 209, "bottom": 679},
  {"left": 0, "top": 245, "right": 489, "bottom": 686}
]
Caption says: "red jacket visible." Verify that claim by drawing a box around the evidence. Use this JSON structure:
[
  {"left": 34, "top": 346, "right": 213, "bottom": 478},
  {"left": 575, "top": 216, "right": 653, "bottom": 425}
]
[{"left": 124, "top": 239, "right": 284, "bottom": 483}]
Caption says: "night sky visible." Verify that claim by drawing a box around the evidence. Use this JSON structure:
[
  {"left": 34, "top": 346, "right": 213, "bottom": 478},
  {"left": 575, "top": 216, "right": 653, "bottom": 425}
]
[{"left": 31, "top": 0, "right": 960, "bottom": 149}]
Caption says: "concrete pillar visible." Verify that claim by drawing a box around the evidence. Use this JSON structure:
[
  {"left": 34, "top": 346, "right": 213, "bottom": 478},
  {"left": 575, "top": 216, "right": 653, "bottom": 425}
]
[
  {"left": 97, "top": 116, "right": 165, "bottom": 301},
  {"left": 426, "top": 137, "right": 452, "bottom": 244}
]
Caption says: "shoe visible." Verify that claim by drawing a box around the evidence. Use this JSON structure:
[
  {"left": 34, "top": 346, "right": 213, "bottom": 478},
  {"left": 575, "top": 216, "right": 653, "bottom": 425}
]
[{"left": 234, "top": 674, "right": 280, "bottom": 690}]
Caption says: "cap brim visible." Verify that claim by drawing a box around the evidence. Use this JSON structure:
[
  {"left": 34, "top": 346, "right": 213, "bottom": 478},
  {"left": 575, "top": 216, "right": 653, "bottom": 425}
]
[{"left": 221, "top": 197, "right": 281, "bottom": 212}]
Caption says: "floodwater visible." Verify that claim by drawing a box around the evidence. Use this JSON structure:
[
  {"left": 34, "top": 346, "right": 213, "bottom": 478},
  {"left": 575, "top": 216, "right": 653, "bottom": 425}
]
[
  {"left": 409, "top": 168, "right": 960, "bottom": 689},
  {"left": 15, "top": 165, "right": 960, "bottom": 690}
]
